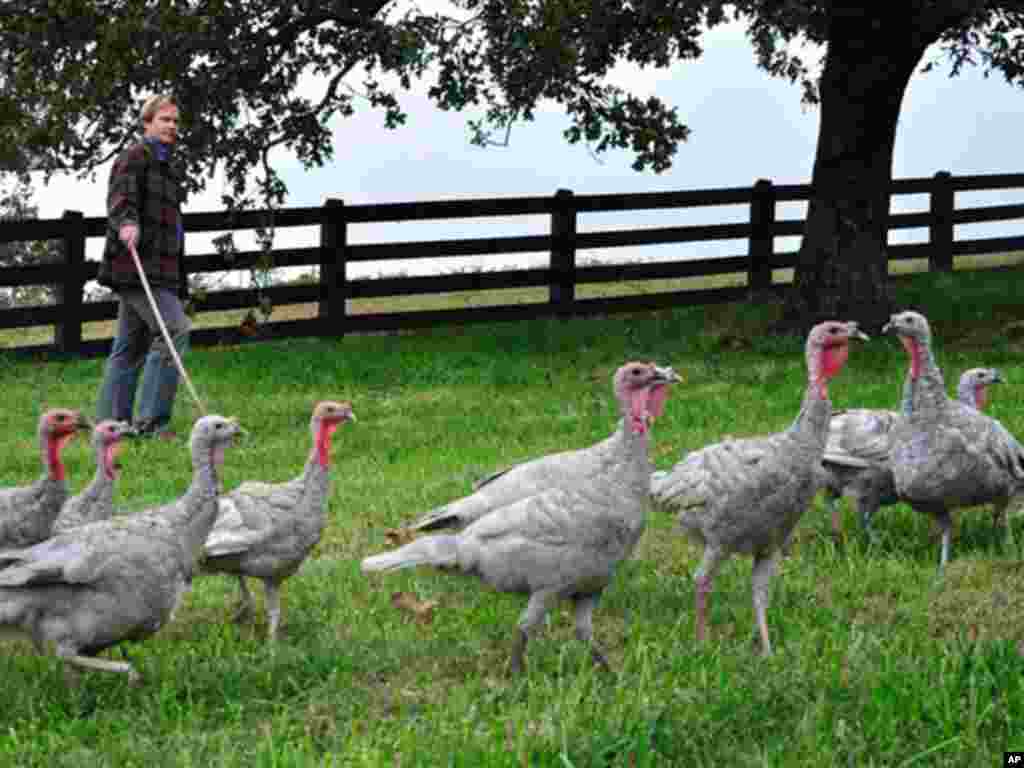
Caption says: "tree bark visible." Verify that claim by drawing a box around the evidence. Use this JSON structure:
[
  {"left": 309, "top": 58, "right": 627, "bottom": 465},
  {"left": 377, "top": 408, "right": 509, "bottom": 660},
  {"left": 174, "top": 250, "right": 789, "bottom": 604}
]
[{"left": 781, "top": 6, "right": 933, "bottom": 335}]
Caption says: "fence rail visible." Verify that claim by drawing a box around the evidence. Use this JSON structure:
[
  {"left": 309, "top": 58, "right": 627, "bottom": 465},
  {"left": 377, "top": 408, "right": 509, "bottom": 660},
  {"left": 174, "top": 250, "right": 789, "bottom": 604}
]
[{"left": 1, "top": 170, "right": 1023, "bottom": 359}]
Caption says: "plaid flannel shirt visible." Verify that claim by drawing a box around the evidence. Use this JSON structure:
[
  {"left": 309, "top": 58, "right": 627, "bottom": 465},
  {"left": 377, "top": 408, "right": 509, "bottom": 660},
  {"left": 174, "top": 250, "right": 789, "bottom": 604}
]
[{"left": 98, "top": 140, "right": 185, "bottom": 291}]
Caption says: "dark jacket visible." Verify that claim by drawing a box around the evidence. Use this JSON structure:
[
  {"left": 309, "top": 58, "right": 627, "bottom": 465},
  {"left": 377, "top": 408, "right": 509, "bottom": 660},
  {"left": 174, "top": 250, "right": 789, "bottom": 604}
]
[{"left": 98, "top": 141, "right": 185, "bottom": 291}]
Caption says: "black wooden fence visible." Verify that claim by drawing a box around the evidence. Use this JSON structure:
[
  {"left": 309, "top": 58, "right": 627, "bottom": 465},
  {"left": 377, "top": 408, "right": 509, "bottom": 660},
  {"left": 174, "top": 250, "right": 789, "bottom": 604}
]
[{"left": 1, "top": 170, "right": 1023, "bottom": 359}]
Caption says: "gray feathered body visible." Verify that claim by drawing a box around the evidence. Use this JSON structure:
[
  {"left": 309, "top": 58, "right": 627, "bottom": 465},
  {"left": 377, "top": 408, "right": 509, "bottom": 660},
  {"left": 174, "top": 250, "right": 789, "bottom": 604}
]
[
  {"left": 365, "top": 361, "right": 679, "bottom": 673},
  {"left": 819, "top": 368, "right": 998, "bottom": 533},
  {"left": 0, "top": 478, "right": 67, "bottom": 549},
  {"left": 824, "top": 407, "right": 898, "bottom": 475},
  {"left": 882, "top": 313, "right": 1024, "bottom": 568},
  {"left": 0, "top": 519, "right": 200, "bottom": 653},
  {"left": 199, "top": 401, "right": 351, "bottom": 641},
  {"left": 366, "top": 422, "right": 652, "bottom": 597},
  {"left": 818, "top": 407, "right": 900, "bottom": 525},
  {"left": 408, "top": 431, "right": 631, "bottom": 533},
  {"left": 0, "top": 432, "right": 224, "bottom": 660},
  {"left": 52, "top": 467, "right": 116, "bottom": 535},
  {"left": 203, "top": 461, "right": 330, "bottom": 582},
  {"left": 655, "top": 393, "right": 830, "bottom": 556},
  {"left": 890, "top": 378, "right": 1024, "bottom": 509},
  {"left": 650, "top": 321, "right": 863, "bottom": 656}
]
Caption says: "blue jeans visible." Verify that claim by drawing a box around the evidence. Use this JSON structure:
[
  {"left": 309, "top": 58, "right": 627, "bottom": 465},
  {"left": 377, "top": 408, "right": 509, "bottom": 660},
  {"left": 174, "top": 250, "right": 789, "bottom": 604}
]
[{"left": 96, "top": 287, "right": 191, "bottom": 431}]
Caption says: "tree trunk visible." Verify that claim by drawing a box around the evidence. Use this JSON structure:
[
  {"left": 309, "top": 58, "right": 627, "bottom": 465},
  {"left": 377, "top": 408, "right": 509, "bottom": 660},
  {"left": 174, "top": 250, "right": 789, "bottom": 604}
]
[{"left": 781, "top": 7, "right": 932, "bottom": 335}]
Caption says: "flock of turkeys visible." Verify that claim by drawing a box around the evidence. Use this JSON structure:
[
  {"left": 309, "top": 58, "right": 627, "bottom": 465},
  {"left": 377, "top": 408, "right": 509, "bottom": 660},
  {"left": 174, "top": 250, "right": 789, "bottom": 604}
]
[{"left": 0, "top": 311, "right": 1019, "bottom": 681}]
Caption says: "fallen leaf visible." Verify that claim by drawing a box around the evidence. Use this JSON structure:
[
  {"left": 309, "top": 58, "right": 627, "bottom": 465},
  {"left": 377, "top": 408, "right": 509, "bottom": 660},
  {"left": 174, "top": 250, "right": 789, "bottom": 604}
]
[
  {"left": 391, "top": 591, "right": 438, "bottom": 625},
  {"left": 238, "top": 310, "right": 259, "bottom": 337},
  {"left": 384, "top": 527, "right": 417, "bottom": 548},
  {"left": 654, "top": 444, "right": 675, "bottom": 459}
]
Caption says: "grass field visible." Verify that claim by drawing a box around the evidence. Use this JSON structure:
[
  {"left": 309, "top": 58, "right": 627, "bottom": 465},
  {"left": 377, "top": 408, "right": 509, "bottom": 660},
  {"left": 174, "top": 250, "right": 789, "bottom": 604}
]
[{"left": 1, "top": 264, "right": 1024, "bottom": 765}]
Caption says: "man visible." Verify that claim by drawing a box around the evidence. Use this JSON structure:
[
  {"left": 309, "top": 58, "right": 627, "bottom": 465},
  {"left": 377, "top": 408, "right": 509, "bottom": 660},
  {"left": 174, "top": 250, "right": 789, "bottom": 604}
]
[{"left": 96, "top": 94, "right": 190, "bottom": 440}]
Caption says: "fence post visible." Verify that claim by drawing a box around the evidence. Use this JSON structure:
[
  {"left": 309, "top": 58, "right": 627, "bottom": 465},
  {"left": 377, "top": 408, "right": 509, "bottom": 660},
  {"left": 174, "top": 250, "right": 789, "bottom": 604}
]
[
  {"left": 748, "top": 178, "right": 775, "bottom": 293},
  {"left": 549, "top": 188, "right": 576, "bottom": 316},
  {"left": 929, "top": 170, "right": 954, "bottom": 272},
  {"left": 319, "top": 198, "right": 347, "bottom": 337},
  {"left": 54, "top": 210, "right": 85, "bottom": 355}
]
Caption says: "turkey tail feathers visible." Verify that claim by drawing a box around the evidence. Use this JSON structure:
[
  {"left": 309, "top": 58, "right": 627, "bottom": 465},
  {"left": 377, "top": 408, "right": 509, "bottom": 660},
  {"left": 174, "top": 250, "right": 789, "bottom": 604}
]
[
  {"left": 360, "top": 535, "right": 458, "bottom": 573},
  {"left": 406, "top": 509, "right": 459, "bottom": 533}
]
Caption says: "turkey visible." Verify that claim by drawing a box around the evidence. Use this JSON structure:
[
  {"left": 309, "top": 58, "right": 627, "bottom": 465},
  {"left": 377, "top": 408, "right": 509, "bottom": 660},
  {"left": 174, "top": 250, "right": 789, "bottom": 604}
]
[
  {"left": 202, "top": 400, "right": 355, "bottom": 640},
  {"left": 885, "top": 311, "right": 1024, "bottom": 569},
  {"left": 0, "top": 409, "right": 91, "bottom": 549},
  {"left": 651, "top": 321, "right": 867, "bottom": 655},
  {"left": 362, "top": 361, "right": 679, "bottom": 674},
  {"left": 957, "top": 367, "right": 1003, "bottom": 411},
  {"left": 0, "top": 414, "right": 241, "bottom": 683},
  {"left": 402, "top": 366, "right": 676, "bottom": 536},
  {"left": 52, "top": 420, "right": 136, "bottom": 534},
  {"left": 821, "top": 366, "right": 1003, "bottom": 538}
]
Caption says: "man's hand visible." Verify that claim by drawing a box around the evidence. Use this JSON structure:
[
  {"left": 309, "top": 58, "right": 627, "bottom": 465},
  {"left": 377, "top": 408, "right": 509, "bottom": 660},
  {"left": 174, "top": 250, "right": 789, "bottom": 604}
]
[{"left": 119, "top": 223, "right": 139, "bottom": 248}]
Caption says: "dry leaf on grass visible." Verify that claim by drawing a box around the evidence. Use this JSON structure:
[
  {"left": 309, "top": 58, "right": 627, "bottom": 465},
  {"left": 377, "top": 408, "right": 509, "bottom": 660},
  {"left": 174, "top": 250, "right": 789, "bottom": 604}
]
[
  {"left": 390, "top": 592, "right": 438, "bottom": 624},
  {"left": 239, "top": 311, "right": 259, "bottom": 337},
  {"left": 384, "top": 527, "right": 417, "bottom": 548},
  {"left": 654, "top": 444, "right": 675, "bottom": 459}
]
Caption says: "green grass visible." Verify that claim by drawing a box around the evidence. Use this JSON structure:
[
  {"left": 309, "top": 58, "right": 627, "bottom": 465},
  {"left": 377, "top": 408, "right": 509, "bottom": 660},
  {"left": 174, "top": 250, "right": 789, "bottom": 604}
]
[{"left": 2, "top": 266, "right": 1024, "bottom": 765}]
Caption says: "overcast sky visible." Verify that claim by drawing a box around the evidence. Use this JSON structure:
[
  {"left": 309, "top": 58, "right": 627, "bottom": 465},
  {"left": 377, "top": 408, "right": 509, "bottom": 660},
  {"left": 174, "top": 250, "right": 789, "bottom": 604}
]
[{"left": 24, "top": 19, "right": 1024, "bottom": 280}]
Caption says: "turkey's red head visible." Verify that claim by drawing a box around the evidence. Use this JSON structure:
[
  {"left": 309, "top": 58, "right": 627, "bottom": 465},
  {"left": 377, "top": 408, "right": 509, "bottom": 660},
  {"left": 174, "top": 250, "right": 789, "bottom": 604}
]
[
  {"left": 40, "top": 409, "right": 91, "bottom": 481},
  {"left": 960, "top": 367, "right": 1002, "bottom": 411},
  {"left": 189, "top": 415, "right": 242, "bottom": 474},
  {"left": 94, "top": 420, "right": 133, "bottom": 481},
  {"left": 806, "top": 321, "right": 869, "bottom": 398},
  {"left": 613, "top": 361, "right": 682, "bottom": 435},
  {"left": 882, "top": 311, "right": 931, "bottom": 380},
  {"left": 41, "top": 408, "right": 90, "bottom": 439},
  {"left": 312, "top": 400, "right": 356, "bottom": 467}
]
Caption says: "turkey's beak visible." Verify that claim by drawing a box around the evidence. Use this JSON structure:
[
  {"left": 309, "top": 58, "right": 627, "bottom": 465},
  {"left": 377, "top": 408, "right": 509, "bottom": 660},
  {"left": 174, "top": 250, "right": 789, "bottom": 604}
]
[
  {"left": 846, "top": 322, "right": 869, "bottom": 342},
  {"left": 652, "top": 365, "right": 682, "bottom": 385},
  {"left": 115, "top": 422, "right": 137, "bottom": 440},
  {"left": 76, "top": 415, "right": 94, "bottom": 432},
  {"left": 214, "top": 417, "right": 245, "bottom": 445},
  {"left": 992, "top": 369, "right": 1004, "bottom": 384},
  {"left": 881, "top": 316, "right": 901, "bottom": 335}
]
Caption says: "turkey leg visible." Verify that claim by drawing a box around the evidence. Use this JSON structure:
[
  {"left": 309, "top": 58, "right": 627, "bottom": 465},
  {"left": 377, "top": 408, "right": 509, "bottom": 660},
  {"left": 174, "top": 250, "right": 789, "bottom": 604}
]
[
  {"left": 572, "top": 592, "right": 609, "bottom": 669},
  {"left": 510, "top": 589, "right": 555, "bottom": 675},
  {"left": 693, "top": 547, "right": 724, "bottom": 644},
  {"left": 232, "top": 576, "right": 255, "bottom": 623},
  {"left": 751, "top": 552, "right": 778, "bottom": 656}
]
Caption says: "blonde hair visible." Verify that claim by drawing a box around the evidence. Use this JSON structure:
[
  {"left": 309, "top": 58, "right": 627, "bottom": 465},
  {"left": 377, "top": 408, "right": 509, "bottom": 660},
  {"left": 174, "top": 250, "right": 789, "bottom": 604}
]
[{"left": 140, "top": 94, "right": 178, "bottom": 125}]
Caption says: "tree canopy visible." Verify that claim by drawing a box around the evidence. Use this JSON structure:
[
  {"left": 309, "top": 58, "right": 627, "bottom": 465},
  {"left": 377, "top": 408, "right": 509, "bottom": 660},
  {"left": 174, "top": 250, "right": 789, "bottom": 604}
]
[
  {"left": 2, "top": 1, "right": 1023, "bottom": 326},
  {"left": 1, "top": 2, "right": 1012, "bottom": 199}
]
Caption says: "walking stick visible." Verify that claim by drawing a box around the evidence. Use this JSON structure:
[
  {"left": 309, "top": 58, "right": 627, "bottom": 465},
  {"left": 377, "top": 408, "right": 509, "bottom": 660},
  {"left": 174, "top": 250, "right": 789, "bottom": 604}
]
[{"left": 128, "top": 241, "right": 208, "bottom": 416}]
